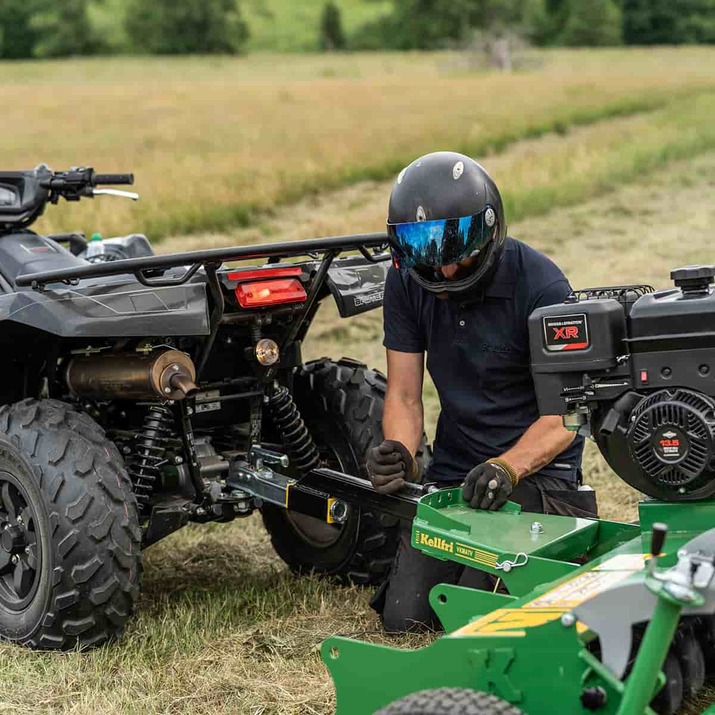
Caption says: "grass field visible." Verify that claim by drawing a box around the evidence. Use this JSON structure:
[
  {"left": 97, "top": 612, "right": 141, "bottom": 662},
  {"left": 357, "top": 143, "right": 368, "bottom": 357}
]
[
  {"left": 0, "top": 47, "right": 709, "bottom": 239},
  {"left": 2, "top": 145, "right": 714, "bottom": 715},
  {"left": 1, "top": 47, "right": 715, "bottom": 713}
]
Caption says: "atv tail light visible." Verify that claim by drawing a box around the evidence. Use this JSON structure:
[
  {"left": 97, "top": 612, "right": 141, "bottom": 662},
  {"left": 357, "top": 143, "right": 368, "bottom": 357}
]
[{"left": 235, "top": 279, "right": 307, "bottom": 308}]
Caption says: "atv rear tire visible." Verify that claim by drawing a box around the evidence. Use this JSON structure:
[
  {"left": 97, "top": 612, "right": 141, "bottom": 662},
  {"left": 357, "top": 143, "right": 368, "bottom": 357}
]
[
  {"left": 375, "top": 688, "right": 524, "bottom": 715},
  {"left": 261, "top": 358, "right": 430, "bottom": 585},
  {"left": 0, "top": 399, "right": 142, "bottom": 649}
]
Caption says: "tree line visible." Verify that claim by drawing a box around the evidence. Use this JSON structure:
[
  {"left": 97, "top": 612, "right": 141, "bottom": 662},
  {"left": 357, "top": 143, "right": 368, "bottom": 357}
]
[
  {"left": 0, "top": 0, "right": 713, "bottom": 60},
  {"left": 0, "top": 0, "right": 248, "bottom": 59},
  {"left": 351, "top": 0, "right": 715, "bottom": 50}
]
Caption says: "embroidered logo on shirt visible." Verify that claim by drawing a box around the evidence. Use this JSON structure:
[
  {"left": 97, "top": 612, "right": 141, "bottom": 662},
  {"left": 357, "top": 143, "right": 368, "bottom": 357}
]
[{"left": 482, "top": 343, "right": 513, "bottom": 354}]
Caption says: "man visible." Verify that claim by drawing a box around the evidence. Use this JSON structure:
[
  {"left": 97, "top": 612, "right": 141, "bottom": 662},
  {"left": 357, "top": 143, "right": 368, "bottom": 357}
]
[{"left": 366, "top": 151, "right": 593, "bottom": 634}]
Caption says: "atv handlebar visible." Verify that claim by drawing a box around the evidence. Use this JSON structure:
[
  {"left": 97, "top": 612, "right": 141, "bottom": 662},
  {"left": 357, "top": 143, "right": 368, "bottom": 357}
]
[
  {"left": 93, "top": 173, "right": 134, "bottom": 186},
  {"left": 41, "top": 168, "right": 134, "bottom": 194}
]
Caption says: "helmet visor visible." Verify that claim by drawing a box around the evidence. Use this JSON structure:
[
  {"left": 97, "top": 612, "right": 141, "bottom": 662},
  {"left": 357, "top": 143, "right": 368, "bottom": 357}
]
[{"left": 387, "top": 207, "right": 497, "bottom": 269}]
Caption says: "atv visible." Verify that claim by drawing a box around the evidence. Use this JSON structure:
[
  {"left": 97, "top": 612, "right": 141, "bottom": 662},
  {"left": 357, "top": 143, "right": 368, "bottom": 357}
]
[{"left": 0, "top": 164, "right": 427, "bottom": 649}]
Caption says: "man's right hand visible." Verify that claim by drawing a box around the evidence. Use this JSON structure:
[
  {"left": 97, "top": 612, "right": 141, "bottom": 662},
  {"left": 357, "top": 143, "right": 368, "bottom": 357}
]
[{"left": 366, "top": 439, "right": 417, "bottom": 494}]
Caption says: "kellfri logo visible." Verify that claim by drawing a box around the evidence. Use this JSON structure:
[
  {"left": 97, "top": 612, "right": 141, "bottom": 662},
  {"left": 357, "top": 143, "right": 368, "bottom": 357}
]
[
  {"left": 416, "top": 531, "right": 454, "bottom": 554},
  {"left": 554, "top": 326, "right": 579, "bottom": 340}
]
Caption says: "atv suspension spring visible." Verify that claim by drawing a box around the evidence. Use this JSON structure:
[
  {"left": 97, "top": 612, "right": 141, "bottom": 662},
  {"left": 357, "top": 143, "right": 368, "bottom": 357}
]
[
  {"left": 269, "top": 386, "right": 320, "bottom": 474},
  {"left": 126, "top": 405, "right": 174, "bottom": 509}
]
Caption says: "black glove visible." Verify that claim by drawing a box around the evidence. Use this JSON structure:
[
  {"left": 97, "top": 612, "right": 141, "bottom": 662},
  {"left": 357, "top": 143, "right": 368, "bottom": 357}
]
[
  {"left": 462, "top": 462, "right": 514, "bottom": 511},
  {"left": 366, "top": 439, "right": 416, "bottom": 495}
]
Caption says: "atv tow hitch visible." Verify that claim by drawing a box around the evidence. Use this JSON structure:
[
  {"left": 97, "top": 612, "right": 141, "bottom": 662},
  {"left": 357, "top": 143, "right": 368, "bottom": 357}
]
[{"left": 227, "top": 448, "right": 430, "bottom": 524}]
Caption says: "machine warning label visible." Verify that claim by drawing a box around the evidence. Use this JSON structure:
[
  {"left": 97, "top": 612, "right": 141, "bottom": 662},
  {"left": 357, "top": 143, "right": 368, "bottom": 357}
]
[
  {"left": 454, "top": 557, "right": 645, "bottom": 638},
  {"left": 542, "top": 314, "right": 589, "bottom": 352},
  {"left": 524, "top": 570, "right": 630, "bottom": 609}
]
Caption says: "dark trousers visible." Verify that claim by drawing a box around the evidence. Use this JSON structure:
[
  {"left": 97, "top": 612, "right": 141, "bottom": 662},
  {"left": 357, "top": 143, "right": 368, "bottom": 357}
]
[{"left": 374, "top": 475, "right": 594, "bottom": 634}]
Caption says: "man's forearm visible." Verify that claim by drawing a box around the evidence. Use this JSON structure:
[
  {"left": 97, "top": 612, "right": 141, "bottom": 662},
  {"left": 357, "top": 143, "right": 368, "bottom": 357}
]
[
  {"left": 383, "top": 391, "right": 424, "bottom": 458},
  {"left": 499, "top": 415, "right": 575, "bottom": 480}
]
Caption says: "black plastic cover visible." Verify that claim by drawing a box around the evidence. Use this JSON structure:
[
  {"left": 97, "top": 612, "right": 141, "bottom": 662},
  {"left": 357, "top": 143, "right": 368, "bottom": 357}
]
[
  {"left": 529, "top": 298, "right": 627, "bottom": 413},
  {"left": 326, "top": 257, "right": 389, "bottom": 317}
]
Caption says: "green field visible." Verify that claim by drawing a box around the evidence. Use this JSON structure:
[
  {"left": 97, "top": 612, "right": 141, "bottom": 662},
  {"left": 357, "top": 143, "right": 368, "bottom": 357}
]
[{"left": 0, "top": 47, "right": 714, "bottom": 714}]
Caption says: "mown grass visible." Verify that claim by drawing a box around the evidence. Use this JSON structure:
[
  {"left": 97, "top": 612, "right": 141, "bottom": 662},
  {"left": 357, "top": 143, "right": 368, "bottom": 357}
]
[{"left": 0, "top": 47, "right": 708, "bottom": 239}]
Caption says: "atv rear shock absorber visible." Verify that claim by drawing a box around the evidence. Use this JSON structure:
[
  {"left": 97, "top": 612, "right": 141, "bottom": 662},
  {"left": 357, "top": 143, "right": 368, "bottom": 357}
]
[
  {"left": 269, "top": 386, "right": 320, "bottom": 474},
  {"left": 126, "top": 405, "right": 174, "bottom": 510}
]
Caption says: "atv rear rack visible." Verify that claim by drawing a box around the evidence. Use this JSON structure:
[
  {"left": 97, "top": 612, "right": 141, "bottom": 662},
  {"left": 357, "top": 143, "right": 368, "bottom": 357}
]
[{"left": 15, "top": 232, "right": 391, "bottom": 290}]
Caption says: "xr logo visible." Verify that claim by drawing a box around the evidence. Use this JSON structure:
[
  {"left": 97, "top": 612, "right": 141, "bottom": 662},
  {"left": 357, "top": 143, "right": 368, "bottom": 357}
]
[{"left": 553, "top": 326, "right": 579, "bottom": 340}]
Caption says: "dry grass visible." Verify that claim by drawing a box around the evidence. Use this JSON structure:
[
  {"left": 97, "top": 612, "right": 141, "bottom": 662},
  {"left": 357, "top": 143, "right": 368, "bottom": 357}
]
[
  {"left": 0, "top": 47, "right": 708, "bottom": 239},
  {"left": 1, "top": 142, "right": 713, "bottom": 712}
]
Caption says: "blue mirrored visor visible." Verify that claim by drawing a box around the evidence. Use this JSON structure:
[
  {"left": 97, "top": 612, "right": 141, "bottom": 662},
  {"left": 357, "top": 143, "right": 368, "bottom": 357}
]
[{"left": 387, "top": 208, "right": 496, "bottom": 269}]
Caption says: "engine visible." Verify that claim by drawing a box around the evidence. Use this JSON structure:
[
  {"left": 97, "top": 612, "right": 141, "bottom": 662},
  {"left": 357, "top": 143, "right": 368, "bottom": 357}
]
[{"left": 529, "top": 265, "right": 715, "bottom": 502}]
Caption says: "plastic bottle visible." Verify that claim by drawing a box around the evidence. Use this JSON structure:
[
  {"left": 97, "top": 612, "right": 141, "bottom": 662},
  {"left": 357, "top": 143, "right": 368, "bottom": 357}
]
[{"left": 85, "top": 232, "right": 105, "bottom": 263}]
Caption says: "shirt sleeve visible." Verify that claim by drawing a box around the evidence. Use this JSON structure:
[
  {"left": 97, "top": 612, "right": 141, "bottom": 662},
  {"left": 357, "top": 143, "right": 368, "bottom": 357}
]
[
  {"left": 530, "top": 278, "right": 572, "bottom": 313},
  {"left": 382, "top": 267, "right": 425, "bottom": 353}
]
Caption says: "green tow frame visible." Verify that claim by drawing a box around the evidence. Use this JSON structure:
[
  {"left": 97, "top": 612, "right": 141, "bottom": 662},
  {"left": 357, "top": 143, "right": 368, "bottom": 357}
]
[{"left": 323, "top": 490, "right": 715, "bottom": 715}]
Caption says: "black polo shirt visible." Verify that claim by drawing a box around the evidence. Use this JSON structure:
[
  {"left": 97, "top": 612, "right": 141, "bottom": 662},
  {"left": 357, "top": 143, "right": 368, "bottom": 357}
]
[{"left": 383, "top": 237, "right": 584, "bottom": 483}]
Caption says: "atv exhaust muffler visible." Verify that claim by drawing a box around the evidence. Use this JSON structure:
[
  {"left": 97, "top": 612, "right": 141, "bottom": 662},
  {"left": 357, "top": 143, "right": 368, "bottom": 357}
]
[{"left": 66, "top": 349, "right": 198, "bottom": 401}]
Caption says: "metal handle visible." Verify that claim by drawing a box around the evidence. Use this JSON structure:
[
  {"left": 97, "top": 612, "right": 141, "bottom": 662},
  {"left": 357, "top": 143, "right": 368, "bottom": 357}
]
[{"left": 92, "top": 188, "right": 140, "bottom": 201}]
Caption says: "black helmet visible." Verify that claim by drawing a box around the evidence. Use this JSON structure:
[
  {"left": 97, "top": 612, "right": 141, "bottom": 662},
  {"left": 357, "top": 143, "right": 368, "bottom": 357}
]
[{"left": 387, "top": 151, "right": 507, "bottom": 296}]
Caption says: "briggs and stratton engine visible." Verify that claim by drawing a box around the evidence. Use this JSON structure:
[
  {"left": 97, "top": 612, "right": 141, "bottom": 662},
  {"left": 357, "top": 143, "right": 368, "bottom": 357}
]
[{"left": 529, "top": 264, "right": 715, "bottom": 502}]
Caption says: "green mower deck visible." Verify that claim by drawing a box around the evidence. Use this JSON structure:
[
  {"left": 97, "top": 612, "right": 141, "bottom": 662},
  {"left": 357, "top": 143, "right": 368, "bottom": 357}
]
[{"left": 324, "top": 491, "right": 715, "bottom": 715}]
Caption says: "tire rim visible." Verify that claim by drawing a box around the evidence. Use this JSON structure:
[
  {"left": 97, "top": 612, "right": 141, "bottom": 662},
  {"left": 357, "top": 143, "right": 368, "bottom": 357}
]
[
  {"left": 286, "top": 446, "right": 351, "bottom": 549},
  {"left": 0, "top": 470, "right": 41, "bottom": 611}
]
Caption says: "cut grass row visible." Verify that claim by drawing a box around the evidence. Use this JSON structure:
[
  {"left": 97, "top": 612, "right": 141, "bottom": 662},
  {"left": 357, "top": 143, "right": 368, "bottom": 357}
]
[
  {"left": 0, "top": 47, "right": 706, "bottom": 239},
  {"left": 160, "top": 91, "right": 715, "bottom": 255}
]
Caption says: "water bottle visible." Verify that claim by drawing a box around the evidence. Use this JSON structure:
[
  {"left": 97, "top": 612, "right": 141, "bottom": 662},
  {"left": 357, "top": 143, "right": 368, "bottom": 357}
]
[{"left": 85, "top": 232, "right": 106, "bottom": 263}]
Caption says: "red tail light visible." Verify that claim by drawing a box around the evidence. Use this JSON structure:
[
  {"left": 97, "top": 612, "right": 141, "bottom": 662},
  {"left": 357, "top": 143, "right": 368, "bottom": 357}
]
[{"left": 235, "top": 278, "right": 307, "bottom": 308}]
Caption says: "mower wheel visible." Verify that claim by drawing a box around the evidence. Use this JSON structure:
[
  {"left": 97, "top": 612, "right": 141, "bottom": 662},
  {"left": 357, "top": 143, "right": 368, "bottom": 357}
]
[
  {"left": 674, "top": 626, "right": 706, "bottom": 698},
  {"left": 262, "top": 358, "right": 430, "bottom": 585},
  {"left": 695, "top": 615, "right": 715, "bottom": 673},
  {"left": 374, "top": 688, "right": 524, "bottom": 715},
  {"left": 0, "top": 399, "right": 142, "bottom": 649},
  {"left": 650, "top": 651, "right": 684, "bottom": 715}
]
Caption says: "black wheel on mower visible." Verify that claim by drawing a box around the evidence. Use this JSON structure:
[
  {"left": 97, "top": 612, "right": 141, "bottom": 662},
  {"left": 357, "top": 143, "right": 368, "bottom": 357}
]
[
  {"left": 261, "top": 358, "right": 430, "bottom": 585},
  {"left": 651, "top": 651, "right": 684, "bottom": 715},
  {"left": 674, "top": 626, "right": 706, "bottom": 699},
  {"left": 374, "top": 688, "right": 524, "bottom": 715},
  {"left": 0, "top": 399, "right": 142, "bottom": 650}
]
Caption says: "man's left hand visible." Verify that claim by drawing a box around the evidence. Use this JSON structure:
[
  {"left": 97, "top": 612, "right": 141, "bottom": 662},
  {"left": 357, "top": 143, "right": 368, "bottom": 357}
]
[{"left": 462, "top": 462, "right": 514, "bottom": 510}]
